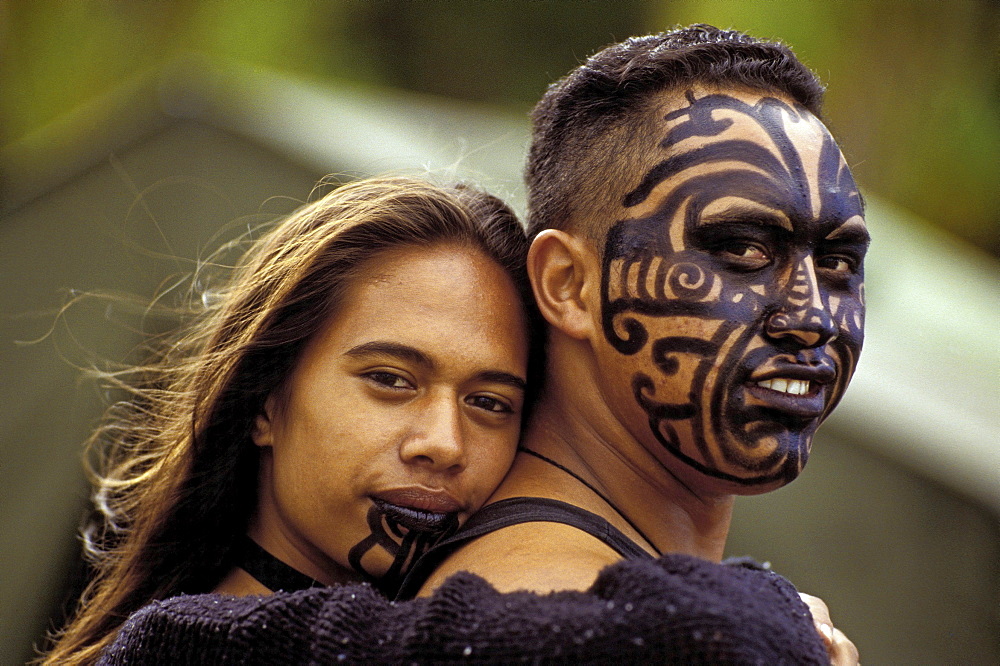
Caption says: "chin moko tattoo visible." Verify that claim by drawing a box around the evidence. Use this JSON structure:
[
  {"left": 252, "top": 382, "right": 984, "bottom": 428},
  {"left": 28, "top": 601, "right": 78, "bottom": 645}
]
[{"left": 348, "top": 502, "right": 459, "bottom": 594}]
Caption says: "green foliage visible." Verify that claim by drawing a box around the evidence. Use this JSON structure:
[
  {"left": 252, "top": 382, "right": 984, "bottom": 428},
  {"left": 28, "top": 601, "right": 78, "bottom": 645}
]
[{"left": 1, "top": 0, "right": 995, "bottom": 253}]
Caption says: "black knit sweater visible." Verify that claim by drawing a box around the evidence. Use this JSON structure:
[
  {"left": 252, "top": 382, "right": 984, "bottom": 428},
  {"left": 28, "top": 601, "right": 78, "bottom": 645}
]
[{"left": 98, "top": 554, "right": 829, "bottom": 664}]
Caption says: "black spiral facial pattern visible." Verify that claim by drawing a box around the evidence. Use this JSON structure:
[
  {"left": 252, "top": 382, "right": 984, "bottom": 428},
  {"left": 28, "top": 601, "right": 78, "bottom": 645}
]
[
  {"left": 600, "top": 91, "right": 865, "bottom": 486},
  {"left": 347, "top": 503, "right": 459, "bottom": 595}
]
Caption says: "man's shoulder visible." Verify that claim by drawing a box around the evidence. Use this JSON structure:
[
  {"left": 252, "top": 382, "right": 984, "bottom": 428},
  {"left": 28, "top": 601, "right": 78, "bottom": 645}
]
[{"left": 418, "top": 519, "right": 622, "bottom": 595}]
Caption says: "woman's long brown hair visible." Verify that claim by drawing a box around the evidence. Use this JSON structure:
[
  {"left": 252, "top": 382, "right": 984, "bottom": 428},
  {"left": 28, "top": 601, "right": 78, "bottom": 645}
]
[{"left": 41, "top": 176, "right": 541, "bottom": 665}]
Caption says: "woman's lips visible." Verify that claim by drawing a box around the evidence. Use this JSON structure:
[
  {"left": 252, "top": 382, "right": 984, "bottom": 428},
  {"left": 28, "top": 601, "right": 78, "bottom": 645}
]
[{"left": 371, "top": 488, "right": 463, "bottom": 534}]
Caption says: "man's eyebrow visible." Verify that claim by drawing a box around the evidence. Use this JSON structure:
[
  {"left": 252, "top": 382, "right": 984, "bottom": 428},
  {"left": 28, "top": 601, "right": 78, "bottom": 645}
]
[
  {"left": 698, "top": 203, "right": 793, "bottom": 231},
  {"left": 475, "top": 370, "right": 527, "bottom": 393},
  {"left": 344, "top": 341, "right": 434, "bottom": 369},
  {"left": 825, "top": 218, "right": 871, "bottom": 246}
]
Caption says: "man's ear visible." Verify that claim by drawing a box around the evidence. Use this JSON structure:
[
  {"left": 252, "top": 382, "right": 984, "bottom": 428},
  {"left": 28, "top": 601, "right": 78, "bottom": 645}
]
[
  {"left": 527, "top": 229, "right": 600, "bottom": 340},
  {"left": 252, "top": 397, "right": 277, "bottom": 448}
]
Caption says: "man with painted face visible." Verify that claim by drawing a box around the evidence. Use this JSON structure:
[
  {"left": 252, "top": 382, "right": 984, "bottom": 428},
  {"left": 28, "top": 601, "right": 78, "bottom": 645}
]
[
  {"left": 406, "top": 23, "right": 867, "bottom": 662},
  {"left": 95, "top": 25, "right": 865, "bottom": 666}
]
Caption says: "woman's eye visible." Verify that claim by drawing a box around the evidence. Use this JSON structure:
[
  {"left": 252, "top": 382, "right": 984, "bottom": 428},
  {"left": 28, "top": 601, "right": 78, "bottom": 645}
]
[
  {"left": 365, "top": 371, "right": 412, "bottom": 389},
  {"left": 466, "top": 395, "right": 513, "bottom": 414}
]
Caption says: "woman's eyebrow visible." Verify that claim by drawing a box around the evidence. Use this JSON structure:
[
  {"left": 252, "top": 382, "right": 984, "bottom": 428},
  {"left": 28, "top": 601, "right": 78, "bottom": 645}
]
[
  {"left": 476, "top": 370, "right": 527, "bottom": 393},
  {"left": 344, "top": 341, "right": 434, "bottom": 369},
  {"left": 345, "top": 341, "right": 526, "bottom": 391}
]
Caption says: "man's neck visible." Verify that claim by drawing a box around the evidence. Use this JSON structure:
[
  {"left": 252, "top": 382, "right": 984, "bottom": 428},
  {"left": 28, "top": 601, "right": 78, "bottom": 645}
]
[{"left": 496, "top": 352, "right": 734, "bottom": 562}]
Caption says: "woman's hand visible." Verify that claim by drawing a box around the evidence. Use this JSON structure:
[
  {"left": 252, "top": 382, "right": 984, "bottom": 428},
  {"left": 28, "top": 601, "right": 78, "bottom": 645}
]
[{"left": 799, "top": 592, "right": 860, "bottom": 665}]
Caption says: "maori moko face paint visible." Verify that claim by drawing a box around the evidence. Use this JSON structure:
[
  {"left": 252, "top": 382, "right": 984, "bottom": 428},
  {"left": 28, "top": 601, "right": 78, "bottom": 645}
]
[{"left": 598, "top": 87, "right": 869, "bottom": 491}]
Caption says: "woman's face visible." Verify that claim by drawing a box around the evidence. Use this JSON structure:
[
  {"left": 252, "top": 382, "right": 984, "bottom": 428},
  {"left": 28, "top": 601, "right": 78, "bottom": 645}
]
[{"left": 251, "top": 242, "right": 529, "bottom": 590}]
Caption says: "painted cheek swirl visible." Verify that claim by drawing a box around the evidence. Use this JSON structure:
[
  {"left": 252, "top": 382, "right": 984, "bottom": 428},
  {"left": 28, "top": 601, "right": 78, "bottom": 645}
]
[
  {"left": 602, "top": 90, "right": 865, "bottom": 487},
  {"left": 347, "top": 502, "right": 459, "bottom": 595}
]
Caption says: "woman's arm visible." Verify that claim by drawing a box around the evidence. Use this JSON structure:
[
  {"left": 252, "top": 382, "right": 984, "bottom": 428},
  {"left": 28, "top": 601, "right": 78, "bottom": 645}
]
[{"left": 99, "top": 555, "right": 830, "bottom": 665}]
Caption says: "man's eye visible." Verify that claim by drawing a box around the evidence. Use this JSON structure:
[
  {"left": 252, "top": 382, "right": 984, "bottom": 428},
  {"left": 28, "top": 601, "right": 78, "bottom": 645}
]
[
  {"left": 717, "top": 241, "right": 769, "bottom": 263},
  {"left": 817, "top": 255, "right": 856, "bottom": 273},
  {"left": 365, "top": 371, "right": 412, "bottom": 389},
  {"left": 466, "top": 394, "right": 512, "bottom": 414}
]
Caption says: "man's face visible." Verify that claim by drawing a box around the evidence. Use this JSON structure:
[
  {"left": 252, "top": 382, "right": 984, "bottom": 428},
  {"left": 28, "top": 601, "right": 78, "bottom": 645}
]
[{"left": 595, "top": 87, "right": 869, "bottom": 491}]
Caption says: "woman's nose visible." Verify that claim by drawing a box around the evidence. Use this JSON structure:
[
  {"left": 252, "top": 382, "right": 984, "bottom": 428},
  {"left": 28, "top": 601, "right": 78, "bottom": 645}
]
[
  {"left": 765, "top": 257, "right": 838, "bottom": 349},
  {"left": 399, "top": 399, "right": 466, "bottom": 472}
]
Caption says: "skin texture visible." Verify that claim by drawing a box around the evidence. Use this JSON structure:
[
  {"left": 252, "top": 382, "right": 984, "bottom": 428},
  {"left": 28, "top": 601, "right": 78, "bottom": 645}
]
[
  {"left": 422, "top": 87, "right": 868, "bottom": 602},
  {"left": 218, "top": 242, "right": 529, "bottom": 595}
]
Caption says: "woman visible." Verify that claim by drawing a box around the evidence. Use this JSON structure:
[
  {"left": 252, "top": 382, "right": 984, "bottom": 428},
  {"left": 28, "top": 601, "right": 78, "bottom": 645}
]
[
  {"left": 44, "top": 176, "right": 542, "bottom": 664},
  {"left": 49, "top": 176, "right": 835, "bottom": 666}
]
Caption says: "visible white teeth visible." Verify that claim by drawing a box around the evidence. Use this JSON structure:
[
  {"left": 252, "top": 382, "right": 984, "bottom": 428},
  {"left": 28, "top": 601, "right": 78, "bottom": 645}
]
[{"left": 757, "top": 378, "right": 811, "bottom": 395}]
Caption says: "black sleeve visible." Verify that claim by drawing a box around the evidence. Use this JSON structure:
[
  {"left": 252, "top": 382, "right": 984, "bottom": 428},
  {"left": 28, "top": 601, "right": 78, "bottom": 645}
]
[{"left": 99, "top": 554, "right": 828, "bottom": 665}]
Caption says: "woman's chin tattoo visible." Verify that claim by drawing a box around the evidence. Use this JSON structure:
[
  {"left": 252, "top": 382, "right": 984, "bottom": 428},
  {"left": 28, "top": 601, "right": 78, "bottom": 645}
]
[{"left": 347, "top": 500, "right": 460, "bottom": 595}]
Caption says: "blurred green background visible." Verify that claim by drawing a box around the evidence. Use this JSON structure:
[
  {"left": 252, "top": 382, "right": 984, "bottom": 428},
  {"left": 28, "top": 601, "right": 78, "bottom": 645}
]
[
  {"left": 1, "top": 1, "right": 998, "bottom": 664},
  {"left": 2, "top": 0, "right": 997, "bottom": 254}
]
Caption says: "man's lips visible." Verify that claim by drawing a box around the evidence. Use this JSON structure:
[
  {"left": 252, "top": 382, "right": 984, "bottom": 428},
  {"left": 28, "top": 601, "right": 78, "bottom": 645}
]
[
  {"left": 754, "top": 377, "right": 815, "bottom": 397},
  {"left": 749, "top": 361, "right": 836, "bottom": 385},
  {"left": 742, "top": 364, "right": 835, "bottom": 418},
  {"left": 371, "top": 488, "right": 463, "bottom": 534}
]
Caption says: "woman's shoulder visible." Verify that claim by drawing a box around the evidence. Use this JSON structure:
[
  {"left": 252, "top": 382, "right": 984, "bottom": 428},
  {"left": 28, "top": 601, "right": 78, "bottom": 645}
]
[{"left": 96, "top": 585, "right": 388, "bottom": 665}]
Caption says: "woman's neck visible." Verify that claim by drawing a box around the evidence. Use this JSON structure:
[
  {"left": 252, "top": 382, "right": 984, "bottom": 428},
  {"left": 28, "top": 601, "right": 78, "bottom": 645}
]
[{"left": 213, "top": 565, "right": 273, "bottom": 596}]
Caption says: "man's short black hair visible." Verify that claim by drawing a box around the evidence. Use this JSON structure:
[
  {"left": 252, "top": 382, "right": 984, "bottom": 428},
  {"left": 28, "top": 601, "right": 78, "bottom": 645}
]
[{"left": 526, "top": 24, "right": 826, "bottom": 241}]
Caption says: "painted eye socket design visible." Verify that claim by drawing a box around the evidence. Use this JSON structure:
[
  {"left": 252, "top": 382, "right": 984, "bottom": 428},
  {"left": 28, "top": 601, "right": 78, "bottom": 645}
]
[
  {"left": 365, "top": 371, "right": 414, "bottom": 390},
  {"left": 466, "top": 394, "right": 513, "bottom": 414}
]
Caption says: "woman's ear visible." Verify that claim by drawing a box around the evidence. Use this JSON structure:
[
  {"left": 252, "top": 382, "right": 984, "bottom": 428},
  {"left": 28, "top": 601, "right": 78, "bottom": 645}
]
[
  {"left": 252, "top": 397, "right": 276, "bottom": 448},
  {"left": 527, "top": 229, "right": 600, "bottom": 340}
]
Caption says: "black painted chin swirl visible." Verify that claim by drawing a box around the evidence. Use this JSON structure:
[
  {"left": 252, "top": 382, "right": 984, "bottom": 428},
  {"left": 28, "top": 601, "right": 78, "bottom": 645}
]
[{"left": 347, "top": 504, "right": 459, "bottom": 595}]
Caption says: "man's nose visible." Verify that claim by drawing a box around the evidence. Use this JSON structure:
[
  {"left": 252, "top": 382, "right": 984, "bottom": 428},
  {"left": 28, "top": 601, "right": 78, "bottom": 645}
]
[
  {"left": 764, "top": 256, "right": 837, "bottom": 349},
  {"left": 399, "top": 398, "right": 466, "bottom": 472}
]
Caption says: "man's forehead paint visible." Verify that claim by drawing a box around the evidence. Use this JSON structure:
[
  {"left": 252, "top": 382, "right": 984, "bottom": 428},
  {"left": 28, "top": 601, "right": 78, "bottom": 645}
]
[{"left": 622, "top": 91, "right": 864, "bottom": 227}]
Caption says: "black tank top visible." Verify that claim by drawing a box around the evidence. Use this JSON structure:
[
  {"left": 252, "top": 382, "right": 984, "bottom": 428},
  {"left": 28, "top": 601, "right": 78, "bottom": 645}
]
[{"left": 395, "top": 496, "right": 652, "bottom": 600}]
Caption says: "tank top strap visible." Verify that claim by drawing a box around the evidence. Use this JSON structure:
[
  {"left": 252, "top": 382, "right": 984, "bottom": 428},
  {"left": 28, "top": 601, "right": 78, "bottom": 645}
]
[{"left": 395, "top": 496, "right": 652, "bottom": 600}]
